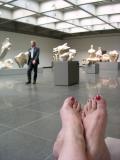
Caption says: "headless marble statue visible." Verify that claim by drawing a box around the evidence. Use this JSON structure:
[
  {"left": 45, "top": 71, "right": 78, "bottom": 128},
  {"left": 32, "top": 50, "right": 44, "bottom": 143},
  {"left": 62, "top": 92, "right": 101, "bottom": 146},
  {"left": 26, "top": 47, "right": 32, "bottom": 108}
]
[
  {"left": 0, "top": 38, "right": 12, "bottom": 60},
  {"left": 96, "top": 47, "right": 102, "bottom": 58},
  {"left": 86, "top": 44, "right": 100, "bottom": 64},
  {"left": 15, "top": 51, "right": 29, "bottom": 68},
  {"left": 0, "top": 38, "right": 14, "bottom": 69},
  {"left": 88, "top": 44, "right": 96, "bottom": 58}
]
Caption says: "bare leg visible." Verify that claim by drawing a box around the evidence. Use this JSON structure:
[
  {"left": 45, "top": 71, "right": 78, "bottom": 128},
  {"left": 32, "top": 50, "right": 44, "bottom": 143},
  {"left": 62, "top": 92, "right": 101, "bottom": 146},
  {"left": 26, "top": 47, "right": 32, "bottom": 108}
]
[
  {"left": 54, "top": 97, "right": 88, "bottom": 160},
  {"left": 53, "top": 129, "right": 64, "bottom": 160},
  {"left": 82, "top": 96, "right": 111, "bottom": 160}
]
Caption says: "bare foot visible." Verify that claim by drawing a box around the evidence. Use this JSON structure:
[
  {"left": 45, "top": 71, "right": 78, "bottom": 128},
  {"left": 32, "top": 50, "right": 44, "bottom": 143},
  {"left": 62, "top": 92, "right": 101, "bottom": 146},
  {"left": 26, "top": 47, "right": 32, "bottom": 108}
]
[
  {"left": 53, "top": 97, "right": 82, "bottom": 159},
  {"left": 53, "top": 97, "right": 87, "bottom": 160},
  {"left": 53, "top": 129, "right": 64, "bottom": 160},
  {"left": 82, "top": 96, "right": 111, "bottom": 160}
]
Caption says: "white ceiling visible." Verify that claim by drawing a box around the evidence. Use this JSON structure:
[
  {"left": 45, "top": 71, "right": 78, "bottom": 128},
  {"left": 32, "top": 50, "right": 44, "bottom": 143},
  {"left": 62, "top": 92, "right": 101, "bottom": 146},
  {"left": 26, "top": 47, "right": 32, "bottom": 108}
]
[{"left": 0, "top": 0, "right": 120, "bottom": 34}]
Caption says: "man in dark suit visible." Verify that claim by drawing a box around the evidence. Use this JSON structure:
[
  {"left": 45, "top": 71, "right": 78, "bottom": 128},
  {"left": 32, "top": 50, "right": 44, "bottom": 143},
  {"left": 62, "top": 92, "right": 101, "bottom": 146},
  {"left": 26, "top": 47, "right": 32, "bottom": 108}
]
[{"left": 26, "top": 40, "right": 40, "bottom": 84}]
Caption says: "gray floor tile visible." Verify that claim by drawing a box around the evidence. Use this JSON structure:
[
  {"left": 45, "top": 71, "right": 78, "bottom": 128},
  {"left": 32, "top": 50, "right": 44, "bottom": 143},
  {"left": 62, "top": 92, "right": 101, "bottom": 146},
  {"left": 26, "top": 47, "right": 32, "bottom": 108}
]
[
  {"left": 107, "top": 123, "right": 120, "bottom": 138},
  {"left": 0, "top": 130, "right": 52, "bottom": 160},
  {"left": 25, "top": 96, "right": 66, "bottom": 114},
  {"left": 0, "top": 68, "right": 120, "bottom": 160},
  {"left": 18, "top": 114, "right": 61, "bottom": 141},
  {"left": 0, "top": 124, "right": 12, "bottom": 135},
  {"left": 45, "top": 154, "right": 54, "bottom": 160},
  {"left": 0, "top": 108, "right": 48, "bottom": 128}
]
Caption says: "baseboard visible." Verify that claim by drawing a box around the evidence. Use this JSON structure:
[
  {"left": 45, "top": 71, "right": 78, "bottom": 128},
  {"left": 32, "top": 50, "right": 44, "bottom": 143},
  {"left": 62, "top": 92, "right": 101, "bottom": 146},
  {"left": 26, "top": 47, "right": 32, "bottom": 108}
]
[
  {"left": 0, "top": 67, "right": 43, "bottom": 76},
  {"left": 43, "top": 66, "right": 52, "bottom": 68}
]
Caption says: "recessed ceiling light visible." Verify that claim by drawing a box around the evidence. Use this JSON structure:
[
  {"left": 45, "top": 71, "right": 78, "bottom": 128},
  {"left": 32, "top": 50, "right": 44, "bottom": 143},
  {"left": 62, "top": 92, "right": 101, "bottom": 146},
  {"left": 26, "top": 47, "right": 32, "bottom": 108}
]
[{"left": 4, "top": 4, "right": 14, "bottom": 8}]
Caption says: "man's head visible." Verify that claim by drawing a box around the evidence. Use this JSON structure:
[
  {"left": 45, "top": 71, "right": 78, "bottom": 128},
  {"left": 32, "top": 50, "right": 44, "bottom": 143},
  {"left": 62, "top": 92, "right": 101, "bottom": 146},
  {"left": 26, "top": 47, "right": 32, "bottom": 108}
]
[{"left": 31, "top": 40, "right": 36, "bottom": 47}]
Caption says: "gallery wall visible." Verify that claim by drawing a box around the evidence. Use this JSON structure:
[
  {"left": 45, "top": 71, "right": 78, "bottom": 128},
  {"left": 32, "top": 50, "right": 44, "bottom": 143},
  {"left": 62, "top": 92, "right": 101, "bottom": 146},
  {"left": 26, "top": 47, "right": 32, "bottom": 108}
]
[
  {"left": 64, "top": 33, "right": 120, "bottom": 64},
  {"left": 1, "top": 31, "right": 120, "bottom": 69},
  {"left": 0, "top": 31, "right": 62, "bottom": 68}
]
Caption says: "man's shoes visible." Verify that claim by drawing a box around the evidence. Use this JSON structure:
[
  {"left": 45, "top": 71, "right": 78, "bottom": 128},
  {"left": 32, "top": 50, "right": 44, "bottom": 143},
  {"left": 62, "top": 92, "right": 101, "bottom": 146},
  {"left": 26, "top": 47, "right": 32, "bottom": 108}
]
[
  {"left": 33, "top": 81, "right": 36, "bottom": 84},
  {"left": 26, "top": 81, "right": 31, "bottom": 84}
]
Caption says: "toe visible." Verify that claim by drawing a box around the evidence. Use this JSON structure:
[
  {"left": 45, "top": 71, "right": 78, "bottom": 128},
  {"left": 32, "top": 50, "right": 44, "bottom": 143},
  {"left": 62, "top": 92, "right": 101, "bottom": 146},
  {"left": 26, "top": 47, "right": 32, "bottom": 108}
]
[
  {"left": 96, "top": 96, "right": 107, "bottom": 110},
  {"left": 60, "top": 97, "right": 75, "bottom": 114},
  {"left": 84, "top": 104, "right": 89, "bottom": 115},
  {"left": 73, "top": 100, "right": 78, "bottom": 110},
  {"left": 91, "top": 97, "right": 97, "bottom": 110},
  {"left": 76, "top": 103, "right": 81, "bottom": 112},
  {"left": 87, "top": 99, "right": 92, "bottom": 111},
  {"left": 63, "top": 96, "right": 75, "bottom": 107},
  {"left": 82, "top": 111, "right": 86, "bottom": 118}
]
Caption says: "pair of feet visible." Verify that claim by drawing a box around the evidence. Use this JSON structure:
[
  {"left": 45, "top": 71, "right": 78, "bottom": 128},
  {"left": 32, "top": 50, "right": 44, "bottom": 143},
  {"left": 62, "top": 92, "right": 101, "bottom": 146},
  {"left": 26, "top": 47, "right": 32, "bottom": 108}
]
[
  {"left": 26, "top": 81, "right": 36, "bottom": 84},
  {"left": 53, "top": 96, "right": 111, "bottom": 160}
]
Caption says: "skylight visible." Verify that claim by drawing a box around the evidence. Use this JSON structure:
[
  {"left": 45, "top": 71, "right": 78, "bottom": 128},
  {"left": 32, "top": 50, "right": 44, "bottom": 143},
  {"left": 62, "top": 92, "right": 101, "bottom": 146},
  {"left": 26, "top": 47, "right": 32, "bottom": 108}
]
[
  {"left": 0, "top": 0, "right": 120, "bottom": 34},
  {"left": 4, "top": 4, "right": 14, "bottom": 8}
]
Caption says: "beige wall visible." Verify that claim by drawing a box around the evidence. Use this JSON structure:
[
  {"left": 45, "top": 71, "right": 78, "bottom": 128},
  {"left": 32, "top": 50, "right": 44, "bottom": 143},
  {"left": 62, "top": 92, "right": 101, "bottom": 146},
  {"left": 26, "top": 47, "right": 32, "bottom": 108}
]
[
  {"left": 1, "top": 31, "right": 120, "bottom": 68},
  {"left": 64, "top": 33, "right": 120, "bottom": 63},
  {"left": 0, "top": 31, "right": 62, "bottom": 68}
]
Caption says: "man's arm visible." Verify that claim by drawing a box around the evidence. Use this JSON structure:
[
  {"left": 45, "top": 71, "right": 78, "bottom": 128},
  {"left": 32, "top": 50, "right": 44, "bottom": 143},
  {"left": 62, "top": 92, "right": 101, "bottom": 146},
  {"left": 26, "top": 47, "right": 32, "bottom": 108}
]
[
  {"left": 32, "top": 48, "right": 39, "bottom": 64},
  {"left": 34, "top": 48, "right": 40, "bottom": 61}
]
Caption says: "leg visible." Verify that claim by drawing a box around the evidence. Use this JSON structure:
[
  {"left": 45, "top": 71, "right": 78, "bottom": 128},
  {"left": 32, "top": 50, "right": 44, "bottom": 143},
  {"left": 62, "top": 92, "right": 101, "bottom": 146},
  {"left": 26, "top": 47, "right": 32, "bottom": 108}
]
[
  {"left": 82, "top": 96, "right": 111, "bottom": 160},
  {"left": 33, "top": 64, "right": 38, "bottom": 83},
  {"left": 54, "top": 97, "right": 88, "bottom": 160},
  {"left": 27, "top": 63, "right": 33, "bottom": 83},
  {"left": 53, "top": 129, "right": 64, "bottom": 160}
]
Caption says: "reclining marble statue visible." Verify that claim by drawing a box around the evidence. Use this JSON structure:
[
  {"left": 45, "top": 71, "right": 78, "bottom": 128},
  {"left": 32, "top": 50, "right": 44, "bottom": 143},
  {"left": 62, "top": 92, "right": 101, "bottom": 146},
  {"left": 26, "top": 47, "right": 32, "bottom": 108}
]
[
  {"left": 53, "top": 43, "right": 77, "bottom": 61},
  {"left": 82, "top": 44, "right": 119, "bottom": 65},
  {"left": 0, "top": 38, "right": 14, "bottom": 69},
  {"left": 0, "top": 59, "right": 14, "bottom": 69}
]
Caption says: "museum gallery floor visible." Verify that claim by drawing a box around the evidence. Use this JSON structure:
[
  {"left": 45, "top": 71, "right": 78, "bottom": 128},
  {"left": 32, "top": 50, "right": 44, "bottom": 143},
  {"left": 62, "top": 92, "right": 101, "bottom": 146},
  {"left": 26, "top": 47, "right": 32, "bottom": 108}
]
[{"left": 0, "top": 68, "right": 120, "bottom": 160}]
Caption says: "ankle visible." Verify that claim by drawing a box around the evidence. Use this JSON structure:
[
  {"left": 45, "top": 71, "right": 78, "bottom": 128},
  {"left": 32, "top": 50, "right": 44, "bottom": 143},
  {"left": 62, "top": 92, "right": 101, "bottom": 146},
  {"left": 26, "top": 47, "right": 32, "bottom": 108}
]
[{"left": 87, "top": 141, "right": 109, "bottom": 160}]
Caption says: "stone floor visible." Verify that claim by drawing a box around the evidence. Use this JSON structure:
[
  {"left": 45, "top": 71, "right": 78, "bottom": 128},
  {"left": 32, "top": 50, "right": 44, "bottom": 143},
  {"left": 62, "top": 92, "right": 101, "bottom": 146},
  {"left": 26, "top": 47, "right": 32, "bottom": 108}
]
[{"left": 0, "top": 68, "right": 120, "bottom": 160}]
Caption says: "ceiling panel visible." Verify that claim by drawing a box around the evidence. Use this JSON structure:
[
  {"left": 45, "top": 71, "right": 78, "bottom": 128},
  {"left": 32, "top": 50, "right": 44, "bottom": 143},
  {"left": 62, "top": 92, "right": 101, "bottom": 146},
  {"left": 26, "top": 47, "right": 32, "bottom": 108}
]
[{"left": 0, "top": 0, "right": 120, "bottom": 37}]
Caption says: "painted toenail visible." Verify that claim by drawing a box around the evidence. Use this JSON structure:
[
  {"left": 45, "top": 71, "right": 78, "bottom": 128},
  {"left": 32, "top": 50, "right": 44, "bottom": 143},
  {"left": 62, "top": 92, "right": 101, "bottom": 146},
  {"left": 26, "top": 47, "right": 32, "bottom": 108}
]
[{"left": 96, "top": 95, "right": 101, "bottom": 100}]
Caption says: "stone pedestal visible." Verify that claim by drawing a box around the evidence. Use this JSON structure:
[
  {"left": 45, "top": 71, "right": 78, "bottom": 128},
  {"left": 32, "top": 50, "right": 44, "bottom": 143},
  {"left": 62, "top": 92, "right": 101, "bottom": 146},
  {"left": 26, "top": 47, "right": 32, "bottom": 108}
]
[
  {"left": 99, "top": 62, "right": 120, "bottom": 71},
  {"left": 86, "top": 63, "right": 99, "bottom": 74},
  {"left": 54, "top": 61, "right": 79, "bottom": 86}
]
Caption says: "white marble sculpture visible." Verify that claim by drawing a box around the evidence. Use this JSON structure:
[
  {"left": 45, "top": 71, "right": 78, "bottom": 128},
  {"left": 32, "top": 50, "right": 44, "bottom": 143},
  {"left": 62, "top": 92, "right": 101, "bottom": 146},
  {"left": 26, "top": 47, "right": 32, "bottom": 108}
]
[
  {"left": 85, "top": 44, "right": 100, "bottom": 64},
  {"left": 0, "top": 38, "right": 14, "bottom": 69},
  {"left": 88, "top": 44, "right": 96, "bottom": 57},
  {"left": 0, "top": 38, "right": 12, "bottom": 60},
  {"left": 96, "top": 47, "right": 102, "bottom": 57},
  {"left": 53, "top": 43, "right": 77, "bottom": 61},
  {"left": 100, "top": 50, "right": 119, "bottom": 62},
  {"left": 0, "top": 59, "right": 14, "bottom": 69},
  {"left": 109, "top": 50, "right": 119, "bottom": 62},
  {"left": 14, "top": 51, "right": 28, "bottom": 68},
  {"left": 82, "top": 45, "right": 119, "bottom": 65}
]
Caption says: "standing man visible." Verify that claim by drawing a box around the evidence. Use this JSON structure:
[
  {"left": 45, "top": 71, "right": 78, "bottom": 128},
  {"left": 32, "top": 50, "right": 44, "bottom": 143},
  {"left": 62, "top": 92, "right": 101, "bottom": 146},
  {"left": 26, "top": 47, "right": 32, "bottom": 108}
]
[{"left": 26, "top": 40, "right": 40, "bottom": 84}]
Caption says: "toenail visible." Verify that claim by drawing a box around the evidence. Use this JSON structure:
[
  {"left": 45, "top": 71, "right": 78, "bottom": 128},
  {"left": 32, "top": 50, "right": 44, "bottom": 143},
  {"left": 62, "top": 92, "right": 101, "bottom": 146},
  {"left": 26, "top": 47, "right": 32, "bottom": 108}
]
[
  {"left": 96, "top": 95, "right": 101, "bottom": 100},
  {"left": 71, "top": 97, "right": 75, "bottom": 101}
]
